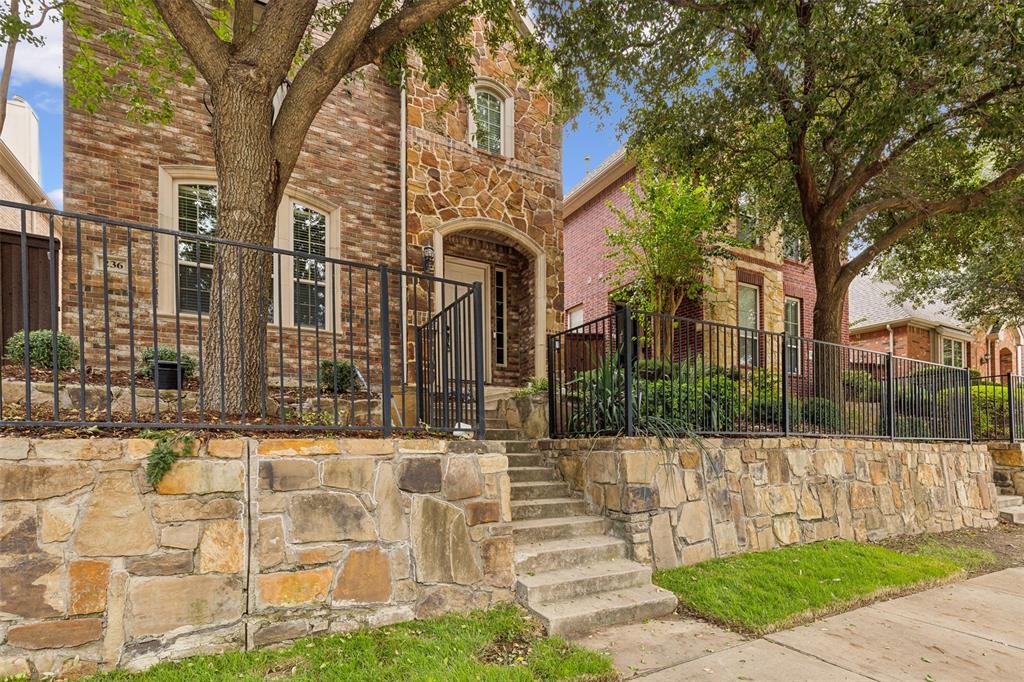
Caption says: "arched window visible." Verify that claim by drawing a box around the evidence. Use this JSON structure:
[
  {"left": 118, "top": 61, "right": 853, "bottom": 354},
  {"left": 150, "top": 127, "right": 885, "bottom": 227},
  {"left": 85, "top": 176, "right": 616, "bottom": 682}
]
[
  {"left": 468, "top": 80, "right": 514, "bottom": 158},
  {"left": 475, "top": 90, "right": 503, "bottom": 155}
]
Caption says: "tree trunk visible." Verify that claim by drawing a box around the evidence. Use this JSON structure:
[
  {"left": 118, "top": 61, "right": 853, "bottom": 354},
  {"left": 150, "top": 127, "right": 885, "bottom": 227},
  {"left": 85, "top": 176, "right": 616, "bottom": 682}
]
[
  {"left": 202, "top": 72, "right": 279, "bottom": 418},
  {"left": 809, "top": 226, "right": 847, "bottom": 405}
]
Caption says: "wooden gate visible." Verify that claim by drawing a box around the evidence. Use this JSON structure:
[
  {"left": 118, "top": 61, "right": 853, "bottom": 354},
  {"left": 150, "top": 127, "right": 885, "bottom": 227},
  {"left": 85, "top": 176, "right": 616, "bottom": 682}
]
[{"left": 0, "top": 230, "right": 59, "bottom": 342}]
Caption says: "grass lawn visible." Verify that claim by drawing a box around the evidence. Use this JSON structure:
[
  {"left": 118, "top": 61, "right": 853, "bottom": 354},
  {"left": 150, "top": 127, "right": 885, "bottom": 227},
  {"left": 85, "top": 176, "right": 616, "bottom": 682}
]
[
  {"left": 78, "top": 604, "right": 614, "bottom": 682},
  {"left": 653, "top": 539, "right": 995, "bottom": 635}
]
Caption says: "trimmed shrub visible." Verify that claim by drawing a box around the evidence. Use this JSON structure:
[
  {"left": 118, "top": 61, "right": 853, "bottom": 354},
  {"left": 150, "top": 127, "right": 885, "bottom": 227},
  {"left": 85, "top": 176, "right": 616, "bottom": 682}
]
[
  {"left": 798, "top": 397, "right": 842, "bottom": 432},
  {"left": 894, "top": 416, "right": 931, "bottom": 438},
  {"left": 842, "top": 370, "right": 882, "bottom": 402},
  {"left": 742, "top": 368, "right": 783, "bottom": 425},
  {"left": 4, "top": 329, "right": 78, "bottom": 370},
  {"left": 137, "top": 347, "right": 198, "bottom": 380},
  {"left": 318, "top": 360, "right": 359, "bottom": 395}
]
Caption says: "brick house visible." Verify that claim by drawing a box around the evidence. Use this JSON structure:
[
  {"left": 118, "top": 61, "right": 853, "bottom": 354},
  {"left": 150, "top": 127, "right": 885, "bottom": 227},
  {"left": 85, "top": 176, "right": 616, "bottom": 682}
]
[
  {"left": 562, "top": 148, "right": 846, "bottom": 345},
  {"left": 59, "top": 6, "right": 562, "bottom": 393},
  {"left": 849, "top": 274, "right": 1023, "bottom": 376},
  {"left": 0, "top": 97, "right": 58, "bottom": 343}
]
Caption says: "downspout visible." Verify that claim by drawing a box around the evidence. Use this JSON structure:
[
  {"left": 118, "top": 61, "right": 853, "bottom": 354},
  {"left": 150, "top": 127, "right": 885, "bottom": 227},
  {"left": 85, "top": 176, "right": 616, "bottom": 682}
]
[
  {"left": 399, "top": 78, "right": 408, "bottom": 385},
  {"left": 886, "top": 324, "right": 894, "bottom": 354}
]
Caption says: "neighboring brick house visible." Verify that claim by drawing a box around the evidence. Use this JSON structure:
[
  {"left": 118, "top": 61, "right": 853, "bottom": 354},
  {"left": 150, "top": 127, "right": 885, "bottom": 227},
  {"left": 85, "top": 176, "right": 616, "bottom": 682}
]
[
  {"left": 0, "top": 97, "right": 58, "bottom": 342},
  {"left": 61, "top": 6, "right": 561, "bottom": 389},
  {"left": 562, "top": 148, "right": 847, "bottom": 347},
  {"left": 849, "top": 275, "right": 1023, "bottom": 376}
]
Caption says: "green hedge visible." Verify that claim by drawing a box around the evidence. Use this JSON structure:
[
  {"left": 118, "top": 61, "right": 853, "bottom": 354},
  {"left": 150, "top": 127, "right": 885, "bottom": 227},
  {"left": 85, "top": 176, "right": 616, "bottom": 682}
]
[
  {"left": 319, "top": 360, "right": 359, "bottom": 395},
  {"left": 4, "top": 329, "right": 78, "bottom": 371}
]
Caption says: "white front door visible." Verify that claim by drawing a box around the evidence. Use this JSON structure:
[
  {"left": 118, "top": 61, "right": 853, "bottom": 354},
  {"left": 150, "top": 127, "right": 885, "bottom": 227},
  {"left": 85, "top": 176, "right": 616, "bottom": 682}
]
[{"left": 442, "top": 257, "right": 491, "bottom": 383}]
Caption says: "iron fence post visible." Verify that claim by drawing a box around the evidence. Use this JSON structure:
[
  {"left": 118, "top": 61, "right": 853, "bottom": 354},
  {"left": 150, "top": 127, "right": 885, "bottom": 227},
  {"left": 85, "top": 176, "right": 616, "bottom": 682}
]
[
  {"left": 414, "top": 327, "right": 424, "bottom": 426},
  {"left": 623, "top": 305, "right": 635, "bottom": 437},
  {"left": 378, "top": 264, "right": 393, "bottom": 437},
  {"left": 472, "top": 282, "right": 486, "bottom": 439},
  {"left": 1008, "top": 372, "right": 1017, "bottom": 443},
  {"left": 965, "top": 368, "right": 974, "bottom": 443},
  {"left": 546, "top": 335, "right": 556, "bottom": 439},
  {"left": 885, "top": 352, "right": 895, "bottom": 440},
  {"left": 781, "top": 333, "right": 790, "bottom": 436}
]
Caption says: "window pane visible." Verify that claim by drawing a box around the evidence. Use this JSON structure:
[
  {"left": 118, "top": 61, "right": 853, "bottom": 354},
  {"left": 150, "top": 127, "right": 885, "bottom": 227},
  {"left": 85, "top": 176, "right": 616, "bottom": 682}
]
[
  {"left": 177, "top": 184, "right": 217, "bottom": 265},
  {"left": 475, "top": 91, "right": 503, "bottom": 155},
  {"left": 293, "top": 203, "right": 326, "bottom": 282},
  {"left": 295, "top": 282, "right": 326, "bottom": 327},
  {"left": 495, "top": 269, "right": 506, "bottom": 366},
  {"left": 177, "top": 263, "right": 212, "bottom": 314},
  {"left": 177, "top": 183, "right": 217, "bottom": 313},
  {"left": 738, "top": 285, "right": 759, "bottom": 366},
  {"left": 784, "top": 298, "right": 800, "bottom": 373}
]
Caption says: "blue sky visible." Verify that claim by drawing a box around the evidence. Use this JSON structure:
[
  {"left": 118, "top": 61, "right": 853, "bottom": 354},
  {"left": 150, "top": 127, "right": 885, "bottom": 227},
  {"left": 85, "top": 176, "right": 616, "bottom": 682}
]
[{"left": 12, "top": 21, "right": 624, "bottom": 208}]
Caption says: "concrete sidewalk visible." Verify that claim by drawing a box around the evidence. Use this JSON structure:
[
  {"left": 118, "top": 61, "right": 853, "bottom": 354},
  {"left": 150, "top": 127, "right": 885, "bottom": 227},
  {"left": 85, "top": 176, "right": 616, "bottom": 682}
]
[{"left": 575, "top": 567, "right": 1024, "bottom": 681}]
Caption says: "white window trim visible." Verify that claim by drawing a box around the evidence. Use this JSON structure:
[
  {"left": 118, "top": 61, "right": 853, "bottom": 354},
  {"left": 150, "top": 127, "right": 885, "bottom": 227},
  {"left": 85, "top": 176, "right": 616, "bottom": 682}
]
[
  {"left": 467, "top": 78, "right": 515, "bottom": 159},
  {"left": 941, "top": 336, "right": 967, "bottom": 368},
  {"left": 275, "top": 189, "right": 342, "bottom": 330},
  {"left": 158, "top": 166, "right": 341, "bottom": 328},
  {"left": 784, "top": 296, "right": 802, "bottom": 374},
  {"left": 738, "top": 282, "right": 761, "bottom": 367}
]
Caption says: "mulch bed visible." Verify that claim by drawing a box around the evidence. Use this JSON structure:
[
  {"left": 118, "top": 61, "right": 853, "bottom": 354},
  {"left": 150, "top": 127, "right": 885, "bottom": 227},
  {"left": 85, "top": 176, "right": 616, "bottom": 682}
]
[
  {"left": 881, "top": 523, "right": 1024, "bottom": 576},
  {"left": 1, "top": 364, "right": 200, "bottom": 391}
]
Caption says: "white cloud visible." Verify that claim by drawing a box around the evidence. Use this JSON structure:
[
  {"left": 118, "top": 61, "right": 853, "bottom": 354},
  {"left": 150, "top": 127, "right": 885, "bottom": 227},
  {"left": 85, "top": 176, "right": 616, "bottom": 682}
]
[
  {"left": 47, "top": 187, "right": 63, "bottom": 208},
  {"left": 10, "top": 18, "right": 63, "bottom": 88}
]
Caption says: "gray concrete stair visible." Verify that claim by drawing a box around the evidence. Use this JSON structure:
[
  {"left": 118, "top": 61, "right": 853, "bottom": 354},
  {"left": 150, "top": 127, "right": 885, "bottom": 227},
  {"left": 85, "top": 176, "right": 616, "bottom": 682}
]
[
  {"left": 507, "top": 515, "right": 611, "bottom": 544},
  {"left": 485, "top": 427, "right": 522, "bottom": 440},
  {"left": 506, "top": 447, "right": 677, "bottom": 638},
  {"left": 510, "top": 480, "right": 570, "bottom": 500},
  {"left": 509, "top": 466, "right": 561, "bottom": 483},
  {"left": 515, "top": 559, "right": 651, "bottom": 604},
  {"left": 996, "top": 494, "right": 1022, "bottom": 510},
  {"left": 511, "top": 497, "right": 588, "bottom": 521},
  {"left": 526, "top": 584, "right": 678, "bottom": 638},
  {"left": 514, "top": 535, "right": 626, "bottom": 574}
]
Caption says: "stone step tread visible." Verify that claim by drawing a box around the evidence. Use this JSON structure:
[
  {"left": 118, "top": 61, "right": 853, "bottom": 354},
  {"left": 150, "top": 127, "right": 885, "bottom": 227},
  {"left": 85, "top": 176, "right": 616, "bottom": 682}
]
[
  {"left": 506, "top": 515, "right": 609, "bottom": 532},
  {"left": 526, "top": 584, "right": 678, "bottom": 637},
  {"left": 508, "top": 467, "right": 561, "bottom": 482},
  {"left": 514, "top": 534, "right": 625, "bottom": 564},
  {"left": 510, "top": 497, "right": 588, "bottom": 521},
  {"left": 515, "top": 559, "right": 651, "bottom": 600},
  {"left": 510, "top": 481, "right": 569, "bottom": 493},
  {"left": 996, "top": 495, "right": 1023, "bottom": 509}
]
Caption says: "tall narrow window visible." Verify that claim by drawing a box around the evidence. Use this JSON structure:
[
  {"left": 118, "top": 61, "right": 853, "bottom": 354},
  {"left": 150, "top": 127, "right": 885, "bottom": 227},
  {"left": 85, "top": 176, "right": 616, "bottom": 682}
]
[
  {"left": 784, "top": 297, "right": 801, "bottom": 373},
  {"left": 292, "top": 202, "right": 327, "bottom": 327},
  {"left": 176, "top": 183, "right": 218, "bottom": 313},
  {"left": 495, "top": 268, "right": 507, "bottom": 366},
  {"left": 783, "top": 234, "right": 804, "bottom": 260},
  {"left": 942, "top": 337, "right": 966, "bottom": 368},
  {"left": 738, "top": 283, "right": 760, "bottom": 366},
  {"left": 737, "top": 193, "right": 758, "bottom": 246},
  {"left": 475, "top": 90, "right": 503, "bottom": 155}
]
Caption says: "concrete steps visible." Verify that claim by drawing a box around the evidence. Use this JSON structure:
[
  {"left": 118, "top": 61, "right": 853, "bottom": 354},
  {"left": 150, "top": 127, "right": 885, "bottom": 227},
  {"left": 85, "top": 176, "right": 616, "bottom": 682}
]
[
  {"left": 510, "top": 480, "right": 570, "bottom": 500},
  {"left": 997, "top": 495, "right": 1024, "bottom": 525},
  {"left": 505, "top": 447, "right": 677, "bottom": 638}
]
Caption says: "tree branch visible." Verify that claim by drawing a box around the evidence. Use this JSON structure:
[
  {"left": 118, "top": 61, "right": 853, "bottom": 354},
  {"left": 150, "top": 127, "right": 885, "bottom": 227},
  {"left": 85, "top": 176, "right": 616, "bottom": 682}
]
[
  {"left": 150, "top": 0, "right": 230, "bottom": 82},
  {"left": 836, "top": 157, "right": 1024, "bottom": 291},
  {"left": 238, "top": 0, "right": 318, "bottom": 78},
  {"left": 838, "top": 196, "right": 912, "bottom": 238},
  {"left": 232, "top": 0, "right": 254, "bottom": 45},
  {"left": 349, "top": 0, "right": 465, "bottom": 70}
]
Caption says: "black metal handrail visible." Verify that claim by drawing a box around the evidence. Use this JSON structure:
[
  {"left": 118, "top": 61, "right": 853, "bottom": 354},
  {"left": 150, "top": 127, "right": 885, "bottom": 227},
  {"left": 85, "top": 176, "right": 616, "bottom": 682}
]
[
  {"left": 0, "top": 200, "right": 486, "bottom": 436},
  {"left": 547, "top": 305, "right": 998, "bottom": 442}
]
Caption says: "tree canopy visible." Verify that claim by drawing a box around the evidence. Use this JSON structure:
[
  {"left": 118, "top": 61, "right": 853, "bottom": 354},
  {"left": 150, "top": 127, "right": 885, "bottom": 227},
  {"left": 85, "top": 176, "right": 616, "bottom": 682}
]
[{"left": 533, "top": 0, "right": 1024, "bottom": 343}]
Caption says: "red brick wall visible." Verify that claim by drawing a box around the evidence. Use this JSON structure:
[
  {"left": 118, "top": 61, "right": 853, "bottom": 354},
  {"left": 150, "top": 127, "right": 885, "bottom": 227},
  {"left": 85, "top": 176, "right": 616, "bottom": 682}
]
[
  {"left": 564, "top": 168, "right": 848, "bottom": 342},
  {"left": 563, "top": 167, "right": 636, "bottom": 322}
]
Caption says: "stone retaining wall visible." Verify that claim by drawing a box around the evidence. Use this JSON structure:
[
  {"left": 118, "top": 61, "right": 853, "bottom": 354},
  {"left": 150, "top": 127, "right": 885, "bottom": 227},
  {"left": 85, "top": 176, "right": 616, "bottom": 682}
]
[
  {"left": 989, "top": 442, "right": 1024, "bottom": 495},
  {"left": 0, "top": 437, "right": 512, "bottom": 678},
  {"left": 540, "top": 437, "right": 999, "bottom": 570}
]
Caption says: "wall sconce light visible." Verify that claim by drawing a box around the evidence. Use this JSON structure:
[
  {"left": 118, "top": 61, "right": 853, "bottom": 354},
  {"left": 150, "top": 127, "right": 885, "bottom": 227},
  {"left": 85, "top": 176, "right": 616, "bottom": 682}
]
[{"left": 422, "top": 244, "right": 435, "bottom": 273}]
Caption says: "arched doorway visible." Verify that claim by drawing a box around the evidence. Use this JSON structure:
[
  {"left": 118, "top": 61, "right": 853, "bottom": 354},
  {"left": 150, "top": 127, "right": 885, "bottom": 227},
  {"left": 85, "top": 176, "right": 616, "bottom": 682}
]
[
  {"left": 1000, "top": 347, "right": 1014, "bottom": 375},
  {"left": 431, "top": 218, "right": 548, "bottom": 383}
]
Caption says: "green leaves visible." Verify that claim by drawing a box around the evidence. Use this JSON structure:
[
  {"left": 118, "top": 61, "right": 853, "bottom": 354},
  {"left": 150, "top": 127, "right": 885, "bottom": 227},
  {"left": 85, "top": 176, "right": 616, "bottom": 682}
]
[
  {"left": 143, "top": 429, "right": 194, "bottom": 487},
  {"left": 604, "top": 165, "right": 733, "bottom": 316}
]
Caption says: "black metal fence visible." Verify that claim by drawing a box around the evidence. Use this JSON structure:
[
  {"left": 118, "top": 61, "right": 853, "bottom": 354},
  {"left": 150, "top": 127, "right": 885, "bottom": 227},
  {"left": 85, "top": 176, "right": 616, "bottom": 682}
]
[
  {"left": 0, "top": 200, "right": 485, "bottom": 436},
  {"left": 546, "top": 306, "right": 1011, "bottom": 442}
]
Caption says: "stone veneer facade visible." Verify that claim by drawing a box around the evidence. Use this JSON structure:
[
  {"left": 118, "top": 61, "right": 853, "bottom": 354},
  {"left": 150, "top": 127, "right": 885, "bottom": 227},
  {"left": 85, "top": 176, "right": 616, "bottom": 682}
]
[
  {"left": 0, "top": 437, "right": 513, "bottom": 678},
  {"left": 540, "top": 436, "right": 998, "bottom": 570},
  {"left": 63, "top": 7, "right": 561, "bottom": 388},
  {"left": 989, "top": 442, "right": 1024, "bottom": 495}
]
